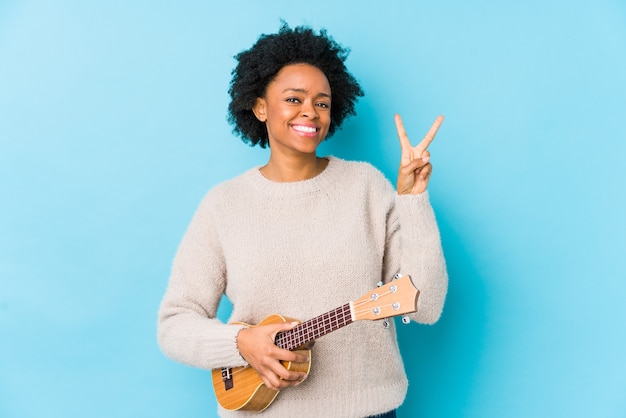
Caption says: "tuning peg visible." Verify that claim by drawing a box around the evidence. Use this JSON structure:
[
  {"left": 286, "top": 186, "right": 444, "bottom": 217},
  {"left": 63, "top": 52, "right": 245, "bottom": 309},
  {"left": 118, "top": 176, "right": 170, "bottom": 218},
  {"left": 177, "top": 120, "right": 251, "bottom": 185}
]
[
  {"left": 383, "top": 318, "right": 390, "bottom": 329},
  {"left": 377, "top": 281, "right": 384, "bottom": 287},
  {"left": 393, "top": 273, "right": 403, "bottom": 280},
  {"left": 401, "top": 315, "right": 410, "bottom": 324}
]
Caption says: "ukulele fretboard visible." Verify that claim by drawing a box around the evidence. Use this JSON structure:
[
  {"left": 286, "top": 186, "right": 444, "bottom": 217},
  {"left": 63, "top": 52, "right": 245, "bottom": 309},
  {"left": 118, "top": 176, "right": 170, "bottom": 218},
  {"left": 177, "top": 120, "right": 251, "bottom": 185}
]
[{"left": 275, "top": 304, "right": 353, "bottom": 351}]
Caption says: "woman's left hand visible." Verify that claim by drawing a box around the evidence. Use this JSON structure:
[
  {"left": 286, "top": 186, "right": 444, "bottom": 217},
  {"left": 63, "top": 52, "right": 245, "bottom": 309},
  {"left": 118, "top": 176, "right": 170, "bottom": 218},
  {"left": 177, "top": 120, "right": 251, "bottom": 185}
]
[{"left": 395, "top": 114, "right": 444, "bottom": 195}]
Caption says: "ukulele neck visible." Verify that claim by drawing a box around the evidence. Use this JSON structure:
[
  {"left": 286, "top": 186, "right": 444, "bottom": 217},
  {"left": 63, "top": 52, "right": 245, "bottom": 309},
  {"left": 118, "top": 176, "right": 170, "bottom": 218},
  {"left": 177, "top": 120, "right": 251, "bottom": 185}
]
[{"left": 274, "top": 304, "right": 353, "bottom": 351}]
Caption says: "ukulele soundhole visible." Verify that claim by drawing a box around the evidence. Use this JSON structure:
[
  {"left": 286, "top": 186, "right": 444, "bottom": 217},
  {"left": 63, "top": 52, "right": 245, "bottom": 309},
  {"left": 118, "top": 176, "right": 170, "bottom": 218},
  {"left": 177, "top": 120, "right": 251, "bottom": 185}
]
[{"left": 221, "top": 367, "right": 234, "bottom": 390}]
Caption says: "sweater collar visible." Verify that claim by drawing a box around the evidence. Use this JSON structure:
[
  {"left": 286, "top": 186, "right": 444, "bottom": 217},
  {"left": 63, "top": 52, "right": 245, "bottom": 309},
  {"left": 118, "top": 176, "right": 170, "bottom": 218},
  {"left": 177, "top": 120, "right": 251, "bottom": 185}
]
[{"left": 244, "top": 156, "right": 343, "bottom": 197}]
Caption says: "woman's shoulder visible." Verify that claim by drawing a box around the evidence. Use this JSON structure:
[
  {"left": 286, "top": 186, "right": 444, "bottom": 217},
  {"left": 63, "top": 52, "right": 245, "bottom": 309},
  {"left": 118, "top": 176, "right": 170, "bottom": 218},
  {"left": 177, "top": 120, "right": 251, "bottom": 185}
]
[
  {"left": 329, "top": 156, "right": 393, "bottom": 189},
  {"left": 211, "top": 167, "right": 258, "bottom": 193},
  {"left": 193, "top": 167, "right": 259, "bottom": 210},
  {"left": 327, "top": 156, "right": 384, "bottom": 176}
]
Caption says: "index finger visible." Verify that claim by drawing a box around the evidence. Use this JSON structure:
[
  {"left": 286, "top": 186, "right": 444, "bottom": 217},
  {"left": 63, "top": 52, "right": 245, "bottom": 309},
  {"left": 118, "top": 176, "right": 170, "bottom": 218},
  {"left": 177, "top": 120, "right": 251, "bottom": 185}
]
[
  {"left": 416, "top": 115, "right": 444, "bottom": 154},
  {"left": 394, "top": 114, "right": 411, "bottom": 151}
]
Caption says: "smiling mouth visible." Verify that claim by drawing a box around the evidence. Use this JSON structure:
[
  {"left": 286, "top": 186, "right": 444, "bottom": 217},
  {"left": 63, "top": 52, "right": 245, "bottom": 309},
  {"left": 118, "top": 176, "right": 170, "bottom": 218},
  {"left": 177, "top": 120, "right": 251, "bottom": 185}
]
[{"left": 292, "top": 125, "right": 318, "bottom": 134}]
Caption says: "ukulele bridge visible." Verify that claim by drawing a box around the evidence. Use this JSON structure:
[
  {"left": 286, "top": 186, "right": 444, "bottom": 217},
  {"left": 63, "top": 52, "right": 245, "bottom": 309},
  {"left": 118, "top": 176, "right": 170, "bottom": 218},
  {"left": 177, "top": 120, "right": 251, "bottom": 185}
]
[{"left": 221, "top": 367, "right": 234, "bottom": 391}]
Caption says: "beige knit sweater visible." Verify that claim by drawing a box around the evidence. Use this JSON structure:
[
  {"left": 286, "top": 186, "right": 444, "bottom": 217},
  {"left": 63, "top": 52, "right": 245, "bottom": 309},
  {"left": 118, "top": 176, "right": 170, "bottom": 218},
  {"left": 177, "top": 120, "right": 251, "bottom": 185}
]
[{"left": 157, "top": 156, "right": 448, "bottom": 417}]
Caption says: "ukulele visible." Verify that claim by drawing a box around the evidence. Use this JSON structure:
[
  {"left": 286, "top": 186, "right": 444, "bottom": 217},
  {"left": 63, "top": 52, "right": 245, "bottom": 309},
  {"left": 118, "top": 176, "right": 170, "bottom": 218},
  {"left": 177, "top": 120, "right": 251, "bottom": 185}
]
[{"left": 212, "top": 274, "right": 419, "bottom": 412}]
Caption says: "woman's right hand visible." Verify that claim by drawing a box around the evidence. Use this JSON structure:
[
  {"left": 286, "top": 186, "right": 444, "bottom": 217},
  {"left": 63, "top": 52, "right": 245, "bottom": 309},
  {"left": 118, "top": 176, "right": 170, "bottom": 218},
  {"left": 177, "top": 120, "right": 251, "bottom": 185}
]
[{"left": 236, "top": 321, "right": 309, "bottom": 391}]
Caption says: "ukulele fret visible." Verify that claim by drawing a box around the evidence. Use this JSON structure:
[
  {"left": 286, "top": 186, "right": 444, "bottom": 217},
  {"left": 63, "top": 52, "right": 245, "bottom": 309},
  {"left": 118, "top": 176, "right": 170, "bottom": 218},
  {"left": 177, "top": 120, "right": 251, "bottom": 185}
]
[{"left": 275, "top": 304, "right": 352, "bottom": 351}]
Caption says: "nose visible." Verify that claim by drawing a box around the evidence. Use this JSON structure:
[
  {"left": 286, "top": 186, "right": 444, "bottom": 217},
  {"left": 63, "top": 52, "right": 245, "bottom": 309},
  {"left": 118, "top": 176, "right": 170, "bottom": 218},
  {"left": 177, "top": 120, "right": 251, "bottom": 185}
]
[{"left": 300, "top": 100, "right": 318, "bottom": 119}]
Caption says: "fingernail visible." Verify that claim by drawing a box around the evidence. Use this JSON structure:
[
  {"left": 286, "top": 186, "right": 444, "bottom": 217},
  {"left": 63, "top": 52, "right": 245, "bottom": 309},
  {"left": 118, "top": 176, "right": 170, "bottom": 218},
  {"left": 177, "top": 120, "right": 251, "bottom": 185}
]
[{"left": 422, "top": 156, "right": 430, "bottom": 163}]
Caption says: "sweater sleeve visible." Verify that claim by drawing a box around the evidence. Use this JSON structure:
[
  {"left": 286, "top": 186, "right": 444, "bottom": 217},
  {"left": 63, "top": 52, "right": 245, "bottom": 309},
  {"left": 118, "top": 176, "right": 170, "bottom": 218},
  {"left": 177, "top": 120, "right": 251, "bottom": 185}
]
[
  {"left": 157, "top": 194, "right": 248, "bottom": 370},
  {"left": 387, "top": 192, "right": 448, "bottom": 324}
]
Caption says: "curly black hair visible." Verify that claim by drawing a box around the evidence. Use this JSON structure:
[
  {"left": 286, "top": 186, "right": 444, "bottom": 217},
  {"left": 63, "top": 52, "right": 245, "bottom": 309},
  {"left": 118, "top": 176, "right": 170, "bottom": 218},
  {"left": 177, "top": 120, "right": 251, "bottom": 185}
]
[{"left": 227, "top": 23, "right": 364, "bottom": 148}]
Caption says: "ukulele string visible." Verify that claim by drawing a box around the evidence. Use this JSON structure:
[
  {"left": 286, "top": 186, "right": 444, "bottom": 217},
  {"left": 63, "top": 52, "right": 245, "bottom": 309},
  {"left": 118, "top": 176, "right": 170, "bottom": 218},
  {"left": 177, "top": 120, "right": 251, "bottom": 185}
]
[
  {"left": 277, "top": 305, "right": 351, "bottom": 349},
  {"left": 351, "top": 303, "right": 396, "bottom": 317},
  {"left": 351, "top": 288, "right": 397, "bottom": 315},
  {"left": 214, "top": 290, "right": 403, "bottom": 390},
  {"left": 212, "top": 365, "right": 255, "bottom": 387},
  {"left": 213, "top": 305, "right": 354, "bottom": 387}
]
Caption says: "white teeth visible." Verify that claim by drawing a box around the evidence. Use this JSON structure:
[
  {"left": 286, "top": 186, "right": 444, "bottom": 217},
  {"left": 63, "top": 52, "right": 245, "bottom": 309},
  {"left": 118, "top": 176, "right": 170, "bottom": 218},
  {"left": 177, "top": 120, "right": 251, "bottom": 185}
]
[{"left": 293, "top": 125, "right": 317, "bottom": 133}]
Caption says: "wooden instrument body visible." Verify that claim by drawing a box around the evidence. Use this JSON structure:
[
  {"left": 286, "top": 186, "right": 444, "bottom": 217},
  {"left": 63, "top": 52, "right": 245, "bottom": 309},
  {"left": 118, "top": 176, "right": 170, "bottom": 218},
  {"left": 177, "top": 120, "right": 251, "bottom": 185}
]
[{"left": 211, "top": 314, "right": 311, "bottom": 412}]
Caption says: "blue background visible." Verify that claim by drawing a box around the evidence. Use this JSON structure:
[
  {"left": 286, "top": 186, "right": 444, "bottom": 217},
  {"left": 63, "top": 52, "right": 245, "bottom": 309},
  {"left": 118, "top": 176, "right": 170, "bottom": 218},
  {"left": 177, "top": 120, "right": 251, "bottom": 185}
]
[{"left": 1, "top": 1, "right": 625, "bottom": 417}]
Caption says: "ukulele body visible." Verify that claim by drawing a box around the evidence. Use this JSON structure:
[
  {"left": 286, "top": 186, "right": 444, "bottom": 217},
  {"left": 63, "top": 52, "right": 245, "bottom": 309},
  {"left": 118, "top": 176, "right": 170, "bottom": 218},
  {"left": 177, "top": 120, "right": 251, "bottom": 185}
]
[{"left": 211, "top": 314, "right": 312, "bottom": 412}]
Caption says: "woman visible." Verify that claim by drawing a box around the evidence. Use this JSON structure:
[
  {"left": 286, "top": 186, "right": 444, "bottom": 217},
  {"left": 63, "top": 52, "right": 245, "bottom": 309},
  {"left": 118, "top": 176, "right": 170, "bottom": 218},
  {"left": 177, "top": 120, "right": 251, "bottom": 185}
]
[{"left": 158, "top": 24, "right": 448, "bottom": 417}]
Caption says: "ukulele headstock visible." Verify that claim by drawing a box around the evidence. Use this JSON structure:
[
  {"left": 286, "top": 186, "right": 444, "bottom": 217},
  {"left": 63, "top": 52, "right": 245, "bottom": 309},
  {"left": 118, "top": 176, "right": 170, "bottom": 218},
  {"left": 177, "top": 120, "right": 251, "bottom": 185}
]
[{"left": 351, "top": 274, "right": 419, "bottom": 321}]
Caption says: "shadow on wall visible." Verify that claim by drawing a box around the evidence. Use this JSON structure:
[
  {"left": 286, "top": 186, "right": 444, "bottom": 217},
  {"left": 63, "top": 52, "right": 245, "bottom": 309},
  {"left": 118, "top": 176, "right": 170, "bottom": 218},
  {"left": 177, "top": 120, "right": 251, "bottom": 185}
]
[{"left": 398, "top": 213, "right": 488, "bottom": 417}]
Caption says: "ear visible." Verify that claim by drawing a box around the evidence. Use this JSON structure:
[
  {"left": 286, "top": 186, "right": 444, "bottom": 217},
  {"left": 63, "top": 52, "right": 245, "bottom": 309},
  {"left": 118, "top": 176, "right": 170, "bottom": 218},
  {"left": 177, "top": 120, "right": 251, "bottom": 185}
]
[{"left": 252, "top": 97, "right": 267, "bottom": 122}]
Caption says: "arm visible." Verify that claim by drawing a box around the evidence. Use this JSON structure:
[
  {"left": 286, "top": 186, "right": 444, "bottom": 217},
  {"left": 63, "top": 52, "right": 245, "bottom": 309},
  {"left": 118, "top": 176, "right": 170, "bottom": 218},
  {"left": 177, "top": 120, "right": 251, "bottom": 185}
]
[
  {"left": 394, "top": 193, "right": 448, "bottom": 324},
  {"left": 157, "top": 195, "right": 246, "bottom": 370},
  {"left": 157, "top": 193, "right": 308, "bottom": 388},
  {"left": 383, "top": 114, "right": 448, "bottom": 323}
]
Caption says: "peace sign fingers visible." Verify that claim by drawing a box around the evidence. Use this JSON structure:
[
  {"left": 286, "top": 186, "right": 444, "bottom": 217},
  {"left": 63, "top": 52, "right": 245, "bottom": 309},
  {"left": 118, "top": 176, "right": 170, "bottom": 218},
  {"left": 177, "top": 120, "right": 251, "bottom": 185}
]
[
  {"left": 395, "top": 114, "right": 444, "bottom": 163},
  {"left": 395, "top": 114, "right": 444, "bottom": 195}
]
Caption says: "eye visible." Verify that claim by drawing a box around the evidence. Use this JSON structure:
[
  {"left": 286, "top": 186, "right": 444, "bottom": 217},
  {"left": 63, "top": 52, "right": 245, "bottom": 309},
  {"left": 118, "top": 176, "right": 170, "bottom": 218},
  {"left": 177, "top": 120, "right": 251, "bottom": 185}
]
[
  {"left": 316, "top": 102, "right": 330, "bottom": 109},
  {"left": 286, "top": 97, "right": 301, "bottom": 103}
]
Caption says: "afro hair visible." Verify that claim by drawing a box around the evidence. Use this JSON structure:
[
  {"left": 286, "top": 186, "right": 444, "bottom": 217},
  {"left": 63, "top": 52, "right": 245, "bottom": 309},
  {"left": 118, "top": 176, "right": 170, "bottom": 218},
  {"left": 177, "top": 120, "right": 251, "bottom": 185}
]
[{"left": 227, "top": 23, "right": 364, "bottom": 148}]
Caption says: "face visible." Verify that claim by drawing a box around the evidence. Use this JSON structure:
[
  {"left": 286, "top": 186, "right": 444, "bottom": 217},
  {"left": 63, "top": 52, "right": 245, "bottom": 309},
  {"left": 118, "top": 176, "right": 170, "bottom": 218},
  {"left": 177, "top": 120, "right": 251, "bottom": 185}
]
[{"left": 253, "top": 63, "right": 331, "bottom": 156}]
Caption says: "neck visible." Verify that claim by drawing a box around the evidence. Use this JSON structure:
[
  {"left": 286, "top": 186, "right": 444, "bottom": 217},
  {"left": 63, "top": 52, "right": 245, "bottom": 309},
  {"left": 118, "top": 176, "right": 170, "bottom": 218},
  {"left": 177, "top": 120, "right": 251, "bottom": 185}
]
[
  {"left": 274, "top": 303, "right": 353, "bottom": 350},
  {"left": 260, "top": 154, "right": 328, "bottom": 182}
]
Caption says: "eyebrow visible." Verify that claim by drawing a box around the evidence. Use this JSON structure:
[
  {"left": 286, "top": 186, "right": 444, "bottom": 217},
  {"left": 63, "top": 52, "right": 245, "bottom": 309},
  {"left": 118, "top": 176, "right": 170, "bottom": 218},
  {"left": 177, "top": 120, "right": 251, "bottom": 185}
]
[{"left": 282, "top": 88, "right": 331, "bottom": 98}]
